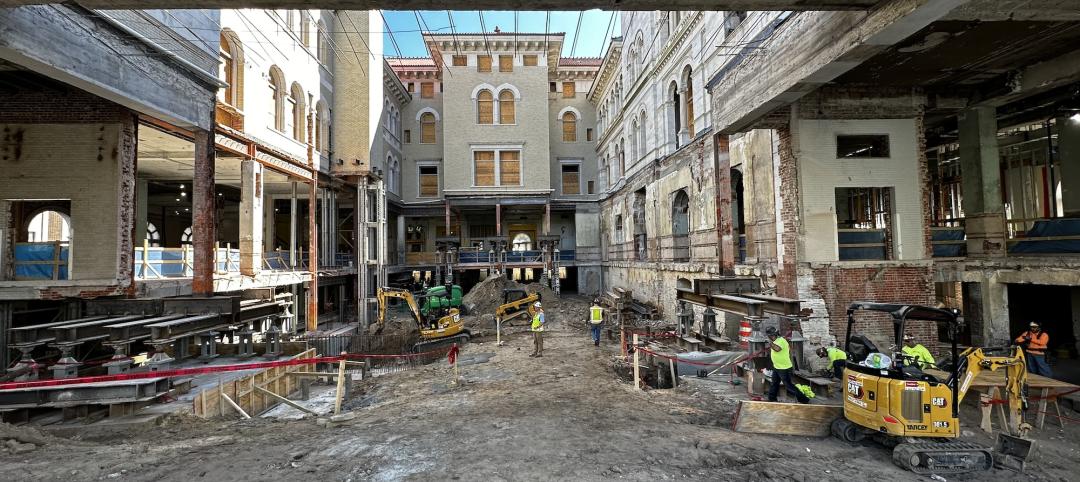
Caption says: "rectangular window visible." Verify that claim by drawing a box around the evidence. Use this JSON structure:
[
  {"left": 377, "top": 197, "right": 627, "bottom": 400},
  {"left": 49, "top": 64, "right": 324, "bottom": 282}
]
[
  {"left": 561, "top": 164, "right": 581, "bottom": 195},
  {"left": 499, "top": 55, "right": 513, "bottom": 72},
  {"left": 587, "top": 180, "right": 595, "bottom": 194},
  {"left": 586, "top": 128, "right": 594, "bottom": 142},
  {"left": 474, "top": 151, "right": 495, "bottom": 186},
  {"left": 477, "top": 55, "right": 492, "bottom": 72},
  {"left": 835, "top": 187, "right": 893, "bottom": 261},
  {"left": 550, "top": 82, "right": 557, "bottom": 93},
  {"left": 562, "top": 82, "right": 576, "bottom": 98},
  {"left": 421, "top": 82, "right": 434, "bottom": 99},
  {"left": 523, "top": 54, "right": 538, "bottom": 66},
  {"left": 452, "top": 55, "right": 467, "bottom": 66},
  {"left": 419, "top": 166, "right": 439, "bottom": 197},
  {"left": 404, "top": 130, "right": 411, "bottom": 143},
  {"left": 837, "top": 135, "right": 890, "bottom": 158},
  {"left": 500, "top": 151, "right": 521, "bottom": 186},
  {"left": 407, "top": 82, "right": 415, "bottom": 92}
]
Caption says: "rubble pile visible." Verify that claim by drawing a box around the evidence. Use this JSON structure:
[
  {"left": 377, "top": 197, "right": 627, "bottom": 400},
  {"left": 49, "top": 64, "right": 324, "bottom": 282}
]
[{"left": 460, "top": 274, "right": 591, "bottom": 329}]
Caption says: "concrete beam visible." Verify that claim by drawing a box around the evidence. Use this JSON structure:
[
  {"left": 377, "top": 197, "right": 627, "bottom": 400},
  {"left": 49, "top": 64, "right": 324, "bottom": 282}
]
[
  {"left": 972, "top": 48, "right": 1080, "bottom": 108},
  {"left": 709, "top": 0, "right": 967, "bottom": 134},
  {"left": 0, "top": 0, "right": 880, "bottom": 10},
  {"left": 0, "top": 6, "right": 214, "bottom": 129}
]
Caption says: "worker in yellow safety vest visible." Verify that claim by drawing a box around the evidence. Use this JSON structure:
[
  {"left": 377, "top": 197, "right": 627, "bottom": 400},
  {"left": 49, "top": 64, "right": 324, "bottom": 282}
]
[
  {"left": 529, "top": 302, "right": 545, "bottom": 358},
  {"left": 766, "top": 327, "right": 809, "bottom": 404},
  {"left": 589, "top": 300, "right": 604, "bottom": 347},
  {"left": 901, "top": 334, "right": 936, "bottom": 369},
  {"left": 815, "top": 346, "right": 847, "bottom": 379}
]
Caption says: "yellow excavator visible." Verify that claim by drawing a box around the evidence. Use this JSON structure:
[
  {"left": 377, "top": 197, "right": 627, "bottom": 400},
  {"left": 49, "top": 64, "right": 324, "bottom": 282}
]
[
  {"left": 832, "top": 302, "right": 1035, "bottom": 475},
  {"left": 494, "top": 289, "right": 541, "bottom": 327},
  {"left": 376, "top": 287, "right": 469, "bottom": 351}
]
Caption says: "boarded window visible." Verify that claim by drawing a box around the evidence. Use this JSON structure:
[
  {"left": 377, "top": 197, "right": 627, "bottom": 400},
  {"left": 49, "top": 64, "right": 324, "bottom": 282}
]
[
  {"left": 562, "top": 82, "right": 576, "bottom": 98},
  {"left": 837, "top": 135, "right": 890, "bottom": 158},
  {"left": 420, "top": 113, "right": 436, "bottom": 144},
  {"left": 474, "top": 151, "right": 495, "bottom": 186},
  {"left": 477, "top": 55, "right": 492, "bottom": 72},
  {"left": 500, "top": 151, "right": 521, "bottom": 186},
  {"left": 404, "top": 130, "right": 411, "bottom": 143},
  {"left": 586, "top": 128, "right": 594, "bottom": 142},
  {"left": 498, "top": 90, "right": 515, "bottom": 124},
  {"left": 419, "top": 166, "right": 439, "bottom": 197},
  {"left": 562, "top": 112, "right": 578, "bottom": 142},
  {"left": 407, "top": 82, "right": 414, "bottom": 92},
  {"left": 452, "top": 55, "right": 467, "bottom": 66},
  {"left": 499, "top": 55, "right": 513, "bottom": 72},
  {"left": 523, "top": 54, "right": 538, "bottom": 66},
  {"left": 588, "top": 180, "right": 595, "bottom": 194},
  {"left": 421, "top": 82, "right": 434, "bottom": 98},
  {"left": 561, "top": 164, "right": 580, "bottom": 195},
  {"left": 477, "top": 90, "right": 494, "bottom": 124}
]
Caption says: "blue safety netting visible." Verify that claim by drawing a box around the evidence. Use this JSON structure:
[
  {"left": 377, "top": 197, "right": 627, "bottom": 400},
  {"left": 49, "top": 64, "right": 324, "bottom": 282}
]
[{"left": 1009, "top": 218, "right": 1080, "bottom": 254}]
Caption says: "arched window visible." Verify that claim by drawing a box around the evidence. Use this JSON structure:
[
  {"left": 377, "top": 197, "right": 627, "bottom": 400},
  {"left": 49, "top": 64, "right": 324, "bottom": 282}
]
[
  {"left": 386, "top": 156, "right": 397, "bottom": 194},
  {"left": 562, "top": 111, "right": 578, "bottom": 142},
  {"left": 672, "top": 190, "right": 690, "bottom": 236},
  {"left": 316, "top": 20, "right": 328, "bottom": 63},
  {"left": 420, "top": 112, "right": 436, "bottom": 144},
  {"left": 315, "top": 100, "right": 328, "bottom": 153},
  {"left": 477, "top": 90, "right": 493, "bottom": 124},
  {"left": 670, "top": 81, "right": 681, "bottom": 148},
  {"left": 300, "top": 13, "right": 310, "bottom": 47},
  {"left": 181, "top": 226, "right": 193, "bottom": 245},
  {"left": 498, "top": 90, "right": 515, "bottom": 124},
  {"left": 512, "top": 233, "right": 533, "bottom": 252},
  {"left": 146, "top": 222, "right": 161, "bottom": 247},
  {"left": 27, "top": 210, "right": 70, "bottom": 242},
  {"left": 268, "top": 66, "right": 285, "bottom": 131},
  {"left": 630, "top": 119, "right": 639, "bottom": 161},
  {"left": 638, "top": 111, "right": 648, "bottom": 160},
  {"left": 219, "top": 30, "right": 243, "bottom": 108},
  {"left": 683, "top": 66, "right": 695, "bottom": 138},
  {"left": 290, "top": 82, "right": 306, "bottom": 142},
  {"left": 618, "top": 140, "right": 625, "bottom": 178}
]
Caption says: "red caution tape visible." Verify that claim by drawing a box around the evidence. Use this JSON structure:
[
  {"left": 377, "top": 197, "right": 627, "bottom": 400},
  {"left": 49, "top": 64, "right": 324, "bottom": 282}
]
[{"left": 0, "top": 347, "right": 452, "bottom": 392}]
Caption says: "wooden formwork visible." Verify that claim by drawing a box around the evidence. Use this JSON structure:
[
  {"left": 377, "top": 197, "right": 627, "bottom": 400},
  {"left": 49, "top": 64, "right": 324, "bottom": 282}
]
[{"left": 192, "top": 348, "right": 316, "bottom": 419}]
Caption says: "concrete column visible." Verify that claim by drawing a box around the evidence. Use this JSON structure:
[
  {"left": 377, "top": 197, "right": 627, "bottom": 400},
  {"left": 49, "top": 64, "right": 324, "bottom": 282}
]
[
  {"left": 1056, "top": 115, "right": 1080, "bottom": 216},
  {"left": 192, "top": 129, "right": 216, "bottom": 295},
  {"left": 239, "top": 160, "right": 263, "bottom": 276},
  {"left": 307, "top": 179, "right": 318, "bottom": 332},
  {"left": 396, "top": 214, "right": 406, "bottom": 266},
  {"left": 289, "top": 182, "right": 298, "bottom": 268},
  {"left": 357, "top": 177, "right": 368, "bottom": 326},
  {"left": 958, "top": 107, "right": 1006, "bottom": 257}
]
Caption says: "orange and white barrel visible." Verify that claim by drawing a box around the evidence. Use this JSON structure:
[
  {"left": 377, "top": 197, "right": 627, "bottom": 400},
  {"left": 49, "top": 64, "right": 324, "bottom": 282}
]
[{"left": 738, "top": 320, "right": 752, "bottom": 348}]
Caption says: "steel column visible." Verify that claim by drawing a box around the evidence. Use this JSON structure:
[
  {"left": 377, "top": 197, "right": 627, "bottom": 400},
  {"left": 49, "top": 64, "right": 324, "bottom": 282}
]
[
  {"left": 715, "top": 133, "right": 735, "bottom": 275},
  {"left": 307, "top": 178, "right": 318, "bottom": 332}
]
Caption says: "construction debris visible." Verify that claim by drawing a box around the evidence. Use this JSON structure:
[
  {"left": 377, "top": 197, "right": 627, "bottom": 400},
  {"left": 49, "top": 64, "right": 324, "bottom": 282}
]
[{"left": 732, "top": 400, "right": 843, "bottom": 437}]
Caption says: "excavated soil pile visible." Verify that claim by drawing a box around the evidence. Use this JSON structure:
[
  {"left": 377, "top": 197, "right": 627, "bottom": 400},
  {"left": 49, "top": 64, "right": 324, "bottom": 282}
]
[{"left": 460, "top": 274, "right": 592, "bottom": 331}]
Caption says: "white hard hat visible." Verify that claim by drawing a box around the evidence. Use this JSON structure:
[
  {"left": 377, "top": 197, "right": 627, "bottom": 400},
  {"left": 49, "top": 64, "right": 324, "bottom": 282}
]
[{"left": 534, "top": 302, "right": 542, "bottom": 308}]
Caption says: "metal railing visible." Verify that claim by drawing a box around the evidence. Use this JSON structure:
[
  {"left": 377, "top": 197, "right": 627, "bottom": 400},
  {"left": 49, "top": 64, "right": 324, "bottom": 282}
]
[
  {"left": 13, "top": 241, "right": 69, "bottom": 280},
  {"left": 134, "top": 241, "right": 314, "bottom": 280}
]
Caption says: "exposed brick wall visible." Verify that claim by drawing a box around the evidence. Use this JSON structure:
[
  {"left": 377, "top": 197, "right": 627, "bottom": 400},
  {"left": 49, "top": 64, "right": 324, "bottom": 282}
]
[
  {"left": 915, "top": 111, "right": 933, "bottom": 258},
  {"left": 796, "top": 86, "right": 925, "bottom": 120},
  {"left": 0, "top": 88, "right": 127, "bottom": 124},
  {"left": 775, "top": 125, "right": 799, "bottom": 298},
  {"left": 809, "top": 264, "right": 937, "bottom": 353}
]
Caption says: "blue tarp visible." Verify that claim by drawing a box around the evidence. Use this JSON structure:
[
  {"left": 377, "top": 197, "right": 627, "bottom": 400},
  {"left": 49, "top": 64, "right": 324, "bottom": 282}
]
[
  {"left": 838, "top": 230, "right": 886, "bottom": 261},
  {"left": 1010, "top": 218, "right": 1080, "bottom": 254},
  {"left": 932, "top": 227, "right": 966, "bottom": 257},
  {"left": 14, "top": 244, "right": 68, "bottom": 280}
]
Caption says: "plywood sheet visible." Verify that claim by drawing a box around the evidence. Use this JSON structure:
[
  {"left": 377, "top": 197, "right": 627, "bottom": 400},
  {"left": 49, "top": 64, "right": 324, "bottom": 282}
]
[{"left": 732, "top": 400, "right": 842, "bottom": 437}]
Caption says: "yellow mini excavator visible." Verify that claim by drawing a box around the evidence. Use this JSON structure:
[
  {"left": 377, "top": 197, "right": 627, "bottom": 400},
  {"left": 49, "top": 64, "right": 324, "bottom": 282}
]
[
  {"left": 832, "top": 302, "right": 1035, "bottom": 475},
  {"left": 494, "top": 289, "right": 541, "bottom": 327},
  {"left": 376, "top": 287, "right": 469, "bottom": 351}
]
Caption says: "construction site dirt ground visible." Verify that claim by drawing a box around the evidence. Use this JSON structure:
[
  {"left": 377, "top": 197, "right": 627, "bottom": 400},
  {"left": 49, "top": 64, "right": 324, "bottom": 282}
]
[{"left": 3, "top": 317, "right": 1080, "bottom": 481}]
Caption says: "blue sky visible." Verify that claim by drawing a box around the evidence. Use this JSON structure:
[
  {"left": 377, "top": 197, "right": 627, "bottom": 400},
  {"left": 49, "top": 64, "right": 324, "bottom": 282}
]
[{"left": 380, "top": 10, "right": 620, "bottom": 58}]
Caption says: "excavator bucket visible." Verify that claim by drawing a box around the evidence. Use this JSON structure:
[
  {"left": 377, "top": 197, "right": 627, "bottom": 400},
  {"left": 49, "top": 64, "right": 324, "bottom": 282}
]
[{"left": 993, "top": 433, "right": 1036, "bottom": 472}]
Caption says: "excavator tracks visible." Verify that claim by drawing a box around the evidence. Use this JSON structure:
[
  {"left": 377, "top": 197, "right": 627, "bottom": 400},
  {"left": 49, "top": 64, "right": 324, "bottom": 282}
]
[
  {"left": 412, "top": 332, "right": 471, "bottom": 353},
  {"left": 892, "top": 441, "right": 993, "bottom": 475}
]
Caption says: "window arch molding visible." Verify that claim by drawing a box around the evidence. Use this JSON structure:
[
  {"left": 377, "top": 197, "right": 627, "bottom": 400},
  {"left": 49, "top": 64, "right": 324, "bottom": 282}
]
[
  {"left": 219, "top": 29, "right": 244, "bottom": 109},
  {"left": 493, "top": 83, "right": 522, "bottom": 100},
  {"left": 470, "top": 82, "right": 497, "bottom": 100},
  {"left": 268, "top": 66, "right": 286, "bottom": 131},
  {"left": 415, "top": 106, "right": 441, "bottom": 122}
]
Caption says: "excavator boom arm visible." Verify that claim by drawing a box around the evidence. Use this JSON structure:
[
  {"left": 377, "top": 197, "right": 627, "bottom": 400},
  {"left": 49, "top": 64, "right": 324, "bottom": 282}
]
[{"left": 956, "top": 346, "right": 1029, "bottom": 436}]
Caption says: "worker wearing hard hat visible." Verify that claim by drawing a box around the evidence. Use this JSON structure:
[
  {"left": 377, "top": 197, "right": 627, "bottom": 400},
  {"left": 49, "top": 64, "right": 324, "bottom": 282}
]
[
  {"left": 816, "top": 346, "right": 847, "bottom": 379},
  {"left": 1016, "top": 322, "right": 1052, "bottom": 377},
  {"left": 901, "top": 334, "right": 936, "bottom": 369},
  {"left": 766, "top": 327, "right": 809, "bottom": 404},
  {"left": 530, "top": 301, "right": 545, "bottom": 358}
]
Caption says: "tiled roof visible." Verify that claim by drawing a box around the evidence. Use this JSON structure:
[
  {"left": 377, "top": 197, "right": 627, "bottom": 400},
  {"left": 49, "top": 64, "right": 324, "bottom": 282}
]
[{"left": 387, "top": 57, "right": 437, "bottom": 68}]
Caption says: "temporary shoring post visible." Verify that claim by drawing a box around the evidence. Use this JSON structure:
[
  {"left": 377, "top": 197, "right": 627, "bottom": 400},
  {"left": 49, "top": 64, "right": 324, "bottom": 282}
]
[
  {"left": 715, "top": 133, "right": 735, "bottom": 275},
  {"left": 192, "top": 128, "right": 216, "bottom": 295},
  {"left": 306, "top": 114, "right": 319, "bottom": 333},
  {"left": 632, "top": 333, "right": 641, "bottom": 390}
]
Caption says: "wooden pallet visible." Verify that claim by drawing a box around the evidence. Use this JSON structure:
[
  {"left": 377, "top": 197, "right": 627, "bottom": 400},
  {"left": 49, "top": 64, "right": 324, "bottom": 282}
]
[{"left": 732, "top": 400, "right": 843, "bottom": 437}]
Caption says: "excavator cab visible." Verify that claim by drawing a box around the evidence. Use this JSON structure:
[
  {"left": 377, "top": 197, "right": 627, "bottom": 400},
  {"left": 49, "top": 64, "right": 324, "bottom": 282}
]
[{"left": 833, "top": 302, "right": 1035, "bottom": 475}]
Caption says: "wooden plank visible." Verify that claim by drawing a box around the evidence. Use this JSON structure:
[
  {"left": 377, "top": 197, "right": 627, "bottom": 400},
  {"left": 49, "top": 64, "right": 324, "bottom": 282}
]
[
  {"left": 926, "top": 369, "right": 1077, "bottom": 390},
  {"left": 732, "top": 400, "right": 842, "bottom": 437}
]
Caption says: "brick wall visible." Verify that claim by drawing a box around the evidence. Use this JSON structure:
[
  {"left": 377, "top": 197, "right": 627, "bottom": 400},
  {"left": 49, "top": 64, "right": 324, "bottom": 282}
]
[
  {"left": 0, "top": 89, "right": 127, "bottom": 124},
  {"left": 776, "top": 125, "right": 799, "bottom": 298}
]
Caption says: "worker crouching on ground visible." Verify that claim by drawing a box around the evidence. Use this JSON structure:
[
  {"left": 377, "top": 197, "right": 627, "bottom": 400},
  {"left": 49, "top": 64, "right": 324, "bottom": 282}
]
[
  {"left": 901, "top": 334, "right": 935, "bottom": 369},
  {"left": 530, "top": 302, "right": 545, "bottom": 358},
  {"left": 766, "top": 327, "right": 809, "bottom": 404},
  {"left": 589, "top": 299, "right": 604, "bottom": 347},
  {"left": 1016, "top": 322, "right": 1052, "bottom": 377},
  {"left": 816, "top": 346, "right": 847, "bottom": 379}
]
